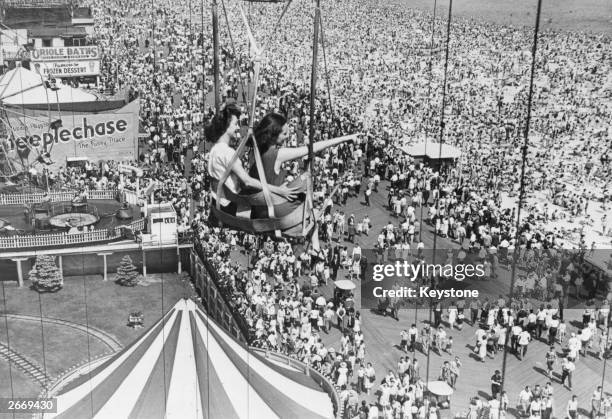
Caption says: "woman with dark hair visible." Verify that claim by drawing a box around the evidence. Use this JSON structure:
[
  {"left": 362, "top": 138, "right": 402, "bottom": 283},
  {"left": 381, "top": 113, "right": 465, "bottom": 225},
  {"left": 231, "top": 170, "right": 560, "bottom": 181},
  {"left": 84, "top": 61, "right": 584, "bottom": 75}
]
[
  {"left": 206, "top": 104, "right": 298, "bottom": 216},
  {"left": 249, "top": 112, "right": 357, "bottom": 219}
]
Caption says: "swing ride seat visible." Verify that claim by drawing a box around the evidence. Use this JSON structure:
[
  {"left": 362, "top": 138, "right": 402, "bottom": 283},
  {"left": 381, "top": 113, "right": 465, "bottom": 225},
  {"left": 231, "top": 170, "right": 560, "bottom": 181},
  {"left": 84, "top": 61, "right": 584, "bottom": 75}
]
[
  {"left": 210, "top": 199, "right": 317, "bottom": 238},
  {"left": 210, "top": 173, "right": 316, "bottom": 237}
]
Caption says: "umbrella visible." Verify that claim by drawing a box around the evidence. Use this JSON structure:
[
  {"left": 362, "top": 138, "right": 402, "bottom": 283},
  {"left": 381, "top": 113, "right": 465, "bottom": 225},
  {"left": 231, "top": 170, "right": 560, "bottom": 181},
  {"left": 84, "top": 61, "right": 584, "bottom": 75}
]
[
  {"left": 428, "top": 381, "right": 454, "bottom": 396},
  {"left": 334, "top": 280, "right": 356, "bottom": 290}
]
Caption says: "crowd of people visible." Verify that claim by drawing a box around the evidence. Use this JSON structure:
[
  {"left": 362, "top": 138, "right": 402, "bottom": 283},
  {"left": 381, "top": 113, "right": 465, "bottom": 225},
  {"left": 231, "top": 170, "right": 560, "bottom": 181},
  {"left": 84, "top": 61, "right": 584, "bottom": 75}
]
[{"left": 11, "top": 0, "right": 611, "bottom": 416}]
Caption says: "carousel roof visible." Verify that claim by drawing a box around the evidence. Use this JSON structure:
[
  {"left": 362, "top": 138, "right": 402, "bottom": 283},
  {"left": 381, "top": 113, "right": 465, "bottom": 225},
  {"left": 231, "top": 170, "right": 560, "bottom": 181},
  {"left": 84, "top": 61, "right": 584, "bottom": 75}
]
[{"left": 49, "top": 299, "right": 334, "bottom": 419}]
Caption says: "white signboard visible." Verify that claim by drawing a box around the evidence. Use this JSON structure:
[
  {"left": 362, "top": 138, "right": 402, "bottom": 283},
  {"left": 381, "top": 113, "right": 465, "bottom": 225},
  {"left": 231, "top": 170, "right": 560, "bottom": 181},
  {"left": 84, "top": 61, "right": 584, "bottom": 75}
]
[
  {"left": 32, "top": 60, "right": 101, "bottom": 77},
  {"left": 5, "top": 100, "right": 140, "bottom": 168},
  {"left": 30, "top": 46, "right": 100, "bottom": 77},
  {"left": 30, "top": 46, "right": 100, "bottom": 62}
]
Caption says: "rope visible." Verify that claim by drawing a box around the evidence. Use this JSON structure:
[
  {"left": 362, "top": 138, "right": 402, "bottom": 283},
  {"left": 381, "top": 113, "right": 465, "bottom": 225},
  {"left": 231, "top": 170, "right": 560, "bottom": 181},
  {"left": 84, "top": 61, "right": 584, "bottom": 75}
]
[
  {"left": 417, "top": 0, "right": 438, "bottom": 243},
  {"left": 219, "top": 0, "right": 249, "bottom": 106},
  {"left": 200, "top": 0, "right": 206, "bottom": 147},
  {"left": 426, "top": 0, "right": 453, "bottom": 392},
  {"left": 80, "top": 253, "right": 94, "bottom": 417},
  {"left": 35, "top": 259, "right": 49, "bottom": 393},
  {"left": 318, "top": 15, "right": 335, "bottom": 121},
  {"left": 261, "top": 0, "right": 294, "bottom": 56},
  {"left": 499, "top": 0, "right": 543, "bottom": 405},
  {"left": 414, "top": 0, "right": 438, "bottom": 359},
  {"left": 307, "top": 0, "right": 321, "bottom": 170},
  {"left": 1, "top": 280, "right": 16, "bottom": 419}
]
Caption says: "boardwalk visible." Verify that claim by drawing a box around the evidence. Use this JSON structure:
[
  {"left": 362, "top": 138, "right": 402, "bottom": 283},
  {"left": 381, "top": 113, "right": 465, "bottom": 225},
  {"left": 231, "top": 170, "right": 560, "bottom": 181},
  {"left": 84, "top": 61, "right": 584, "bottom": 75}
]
[{"left": 310, "top": 179, "right": 612, "bottom": 417}]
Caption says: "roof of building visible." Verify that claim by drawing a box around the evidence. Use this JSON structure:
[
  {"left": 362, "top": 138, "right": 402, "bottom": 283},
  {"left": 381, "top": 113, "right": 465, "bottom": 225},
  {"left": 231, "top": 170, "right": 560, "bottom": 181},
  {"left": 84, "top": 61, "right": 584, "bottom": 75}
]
[
  {"left": 47, "top": 299, "right": 334, "bottom": 419},
  {"left": 4, "top": 6, "right": 72, "bottom": 28},
  {"left": 28, "top": 26, "right": 87, "bottom": 38},
  {"left": 149, "top": 203, "right": 177, "bottom": 216}
]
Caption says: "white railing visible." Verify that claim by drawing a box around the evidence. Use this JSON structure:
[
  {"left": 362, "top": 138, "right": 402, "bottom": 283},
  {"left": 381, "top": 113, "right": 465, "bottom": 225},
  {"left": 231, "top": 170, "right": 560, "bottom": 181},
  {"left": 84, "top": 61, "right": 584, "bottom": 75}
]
[
  {"left": 0, "top": 190, "right": 119, "bottom": 205},
  {"left": 0, "top": 218, "right": 146, "bottom": 250}
]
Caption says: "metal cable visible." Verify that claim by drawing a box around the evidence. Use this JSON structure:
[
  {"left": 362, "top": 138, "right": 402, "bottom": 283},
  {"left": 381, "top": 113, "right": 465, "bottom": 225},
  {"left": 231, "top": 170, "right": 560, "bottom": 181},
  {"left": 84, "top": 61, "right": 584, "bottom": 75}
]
[
  {"left": 417, "top": 0, "right": 438, "bottom": 244},
  {"left": 498, "top": 0, "right": 543, "bottom": 409},
  {"left": 220, "top": 0, "right": 250, "bottom": 106},
  {"left": 318, "top": 14, "right": 335, "bottom": 122},
  {"left": 414, "top": 0, "right": 438, "bottom": 360},
  {"left": 1, "top": 279, "right": 16, "bottom": 419},
  {"left": 425, "top": 0, "right": 453, "bottom": 393}
]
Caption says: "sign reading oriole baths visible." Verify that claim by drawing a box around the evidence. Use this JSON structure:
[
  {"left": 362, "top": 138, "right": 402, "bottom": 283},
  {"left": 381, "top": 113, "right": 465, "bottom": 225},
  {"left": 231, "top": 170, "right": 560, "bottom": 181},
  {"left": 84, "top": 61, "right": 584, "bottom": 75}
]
[
  {"left": 30, "top": 46, "right": 100, "bottom": 62},
  {"left": 5, "top": 100, "right": 139, "bottom": 167}
]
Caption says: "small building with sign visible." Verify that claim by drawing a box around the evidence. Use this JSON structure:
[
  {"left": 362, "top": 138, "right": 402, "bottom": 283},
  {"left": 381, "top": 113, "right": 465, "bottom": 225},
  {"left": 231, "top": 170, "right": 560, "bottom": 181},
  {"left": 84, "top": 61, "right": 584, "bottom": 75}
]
[{"left": 144, "top": 203, "right": 178, "bottom": 245}]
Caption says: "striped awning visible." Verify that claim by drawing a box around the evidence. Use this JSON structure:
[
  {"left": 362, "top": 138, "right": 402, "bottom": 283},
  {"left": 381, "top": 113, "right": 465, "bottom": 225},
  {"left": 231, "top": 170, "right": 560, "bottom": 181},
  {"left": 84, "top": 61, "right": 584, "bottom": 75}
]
[{"left": 48, "top": 299, "right": 334, "bottom": 419}]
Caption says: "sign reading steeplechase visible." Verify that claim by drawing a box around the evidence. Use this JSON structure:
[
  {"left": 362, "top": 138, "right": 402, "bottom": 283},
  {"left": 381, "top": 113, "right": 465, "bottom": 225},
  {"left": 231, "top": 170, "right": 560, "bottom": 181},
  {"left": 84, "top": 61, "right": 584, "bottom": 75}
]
[
  {"left": 5, "top": 100, "right": 140, "bottom": 166},
  {"left": 30, "top": 46, "right": 100, "bottom": 77}
]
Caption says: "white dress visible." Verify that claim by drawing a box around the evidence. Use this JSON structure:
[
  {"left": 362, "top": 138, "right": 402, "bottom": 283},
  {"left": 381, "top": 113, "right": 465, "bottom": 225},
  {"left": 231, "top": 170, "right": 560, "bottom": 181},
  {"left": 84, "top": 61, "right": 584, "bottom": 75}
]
[
  {"left": 478, "top": 340, "right": 487, "bottom": 360},
  {"left": 448, "top": 308, "right": 457, "bottom": 328},
  {"left": 336, "top": 366, "right": 348, "bottom": 387}
]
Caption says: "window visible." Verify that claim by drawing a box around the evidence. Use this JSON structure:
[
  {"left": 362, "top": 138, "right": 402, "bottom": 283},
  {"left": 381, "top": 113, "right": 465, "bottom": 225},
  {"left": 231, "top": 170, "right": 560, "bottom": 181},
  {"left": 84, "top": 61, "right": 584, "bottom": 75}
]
[{"left": 42, "top": 39, "right": 52, "bottom": 47}]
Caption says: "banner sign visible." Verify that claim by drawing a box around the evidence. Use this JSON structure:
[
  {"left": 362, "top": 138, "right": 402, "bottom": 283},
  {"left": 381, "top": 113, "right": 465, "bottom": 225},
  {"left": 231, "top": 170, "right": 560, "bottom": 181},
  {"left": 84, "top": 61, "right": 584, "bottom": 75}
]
[
  {"left": 5, "top": 100, "right": 140, "bottom": 168},
  {"left": 30, "top": 46, "right": 100, "bottom": 77},
  {"left": 30, "top": 46, "right": 100, "bottom": 62},
  {"left": 32, "top": 60, "right": 101, "bottom": 77}
]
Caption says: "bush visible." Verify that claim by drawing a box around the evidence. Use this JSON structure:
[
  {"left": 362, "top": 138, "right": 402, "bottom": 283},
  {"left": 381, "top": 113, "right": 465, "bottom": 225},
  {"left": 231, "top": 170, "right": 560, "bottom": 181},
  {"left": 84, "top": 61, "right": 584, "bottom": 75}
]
[
  {"left": 115, "top": 255, "right": 139, "bottom": 286},
  {"left": 29, "top": 255, "right": 63, "bottom": 293}
]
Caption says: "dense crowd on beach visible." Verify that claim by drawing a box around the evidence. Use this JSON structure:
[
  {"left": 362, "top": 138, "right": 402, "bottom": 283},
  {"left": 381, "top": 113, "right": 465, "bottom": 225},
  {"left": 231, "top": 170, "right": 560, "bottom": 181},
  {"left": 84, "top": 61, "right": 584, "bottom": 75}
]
[{"left": 7, "top": 0, "right": 611, "bottom": 416}]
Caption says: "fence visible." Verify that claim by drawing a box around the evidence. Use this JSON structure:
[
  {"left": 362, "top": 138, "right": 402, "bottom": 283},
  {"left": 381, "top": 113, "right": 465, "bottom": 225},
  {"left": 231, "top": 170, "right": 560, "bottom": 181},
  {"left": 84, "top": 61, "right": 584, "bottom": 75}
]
[
  {"left": 189, "top": 248, "right": 250, "bottom": 343},
  {"left": 0, "top": 190, "right": 120, "bottom": 205},
  {"left": 0, "top": 218, "right": 146, "bottom": 250}
]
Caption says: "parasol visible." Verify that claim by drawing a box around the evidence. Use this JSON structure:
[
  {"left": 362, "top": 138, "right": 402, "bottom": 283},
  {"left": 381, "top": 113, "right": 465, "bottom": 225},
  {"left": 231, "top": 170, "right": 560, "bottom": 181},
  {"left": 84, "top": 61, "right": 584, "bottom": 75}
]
[
  {"left": 334, "top": 280, "right": 356, "bottom": 290},
  {"left": 428, "top": 381, "right": 454, "bottom": 396}
]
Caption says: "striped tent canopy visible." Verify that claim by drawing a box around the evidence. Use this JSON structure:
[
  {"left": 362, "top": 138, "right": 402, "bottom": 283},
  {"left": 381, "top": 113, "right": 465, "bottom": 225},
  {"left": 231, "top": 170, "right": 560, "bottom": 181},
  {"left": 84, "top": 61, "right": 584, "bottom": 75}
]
[{"left": 48, "top": 299, "right": 334, "bottom": 419}]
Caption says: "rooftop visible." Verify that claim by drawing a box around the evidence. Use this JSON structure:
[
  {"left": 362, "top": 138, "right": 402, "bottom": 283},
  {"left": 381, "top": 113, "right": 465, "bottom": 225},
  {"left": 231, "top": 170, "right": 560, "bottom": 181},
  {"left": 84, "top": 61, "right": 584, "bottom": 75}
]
[
  {"left": 3, "top": 6, "right": 71, "bottom": 27},
  {"left": 3, "top": 5, "right": 93, "bottom": 28},
  {"left": 28, "top": 25, "right": 87, "bottom": 38}
]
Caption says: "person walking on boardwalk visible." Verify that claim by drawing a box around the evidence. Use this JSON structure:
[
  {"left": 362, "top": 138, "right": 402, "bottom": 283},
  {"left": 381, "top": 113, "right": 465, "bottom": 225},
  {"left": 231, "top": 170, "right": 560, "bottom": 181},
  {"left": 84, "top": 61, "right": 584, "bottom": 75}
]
[
  {"left": 560, "top": 356, "right": 575, "bottom": 390},
  {"left": 490, "top": 370, "right": 502, "bottom": 399},
  {"left": 545, "top": 346, "right": 557, "bottom": 379},
  {"left": 400, "top": 329, "right": 409, "bottom": 353},
  {"left": 566, "top": 395, "right": 578, "bottom": 419},
  {"left": 518, "top": 328, "right": 531, "bottom": 360},
  {"left": 591, "top": 386, "right": 603, "bottom": 419}
]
